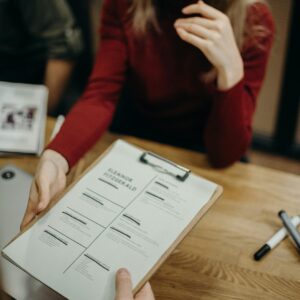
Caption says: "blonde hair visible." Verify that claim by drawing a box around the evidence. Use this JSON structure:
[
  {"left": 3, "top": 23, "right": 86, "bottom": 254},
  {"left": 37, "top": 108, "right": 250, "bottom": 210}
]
[{"left": 130, "top": 0, "right": 268, "bottom": 49}]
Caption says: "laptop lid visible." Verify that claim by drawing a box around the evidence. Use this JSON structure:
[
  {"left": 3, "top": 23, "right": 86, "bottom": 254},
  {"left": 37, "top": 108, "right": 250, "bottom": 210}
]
[{"left": 0, "top": 165, "right": 62, "bottom": 299}]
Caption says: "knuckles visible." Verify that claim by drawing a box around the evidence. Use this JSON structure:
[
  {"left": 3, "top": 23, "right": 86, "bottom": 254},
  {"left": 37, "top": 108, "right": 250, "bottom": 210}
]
[
  {"left": 187, "top": 23, "right": 196, "bottom": 32},
  {"left": 215, "top": 18, "right": 229, "bottom": 32},
  {"left": 178, "top": 29, "right": 188, "bottom": 39},
  {"left": 211, "top": 32, "right": 222, "bottom": 42},
  {"left": 214, "top": 21, "right": 223, "bottom": 32}
]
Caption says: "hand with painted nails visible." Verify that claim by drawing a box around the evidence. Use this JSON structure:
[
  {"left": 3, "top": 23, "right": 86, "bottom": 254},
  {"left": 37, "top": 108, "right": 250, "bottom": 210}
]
[
  {"left": 20, "top": 150, "right": 69, "bottom": 230},
  {"left": 174, "top": 0, "right": 244, "bottom": 90},
  {"left": 115, "top": 269, "right": 155, "bottom": 300}
]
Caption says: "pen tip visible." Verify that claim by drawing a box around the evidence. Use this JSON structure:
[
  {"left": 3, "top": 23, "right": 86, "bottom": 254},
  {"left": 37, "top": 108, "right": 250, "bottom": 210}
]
[
  {"left": 278, "top": 210, "right": 285, "bottom": 217},
  {"left": 254, "top": 244, "right": 271, "bottom": 261}
]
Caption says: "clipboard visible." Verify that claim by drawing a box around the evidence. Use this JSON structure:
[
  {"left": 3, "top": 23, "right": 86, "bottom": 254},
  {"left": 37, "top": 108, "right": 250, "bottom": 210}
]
[
  {"left": 140, "top": 151, "right": 191, "bottom": 182},
  {"left": 2, "top": 139, "right": 223, "bottom": 299}
]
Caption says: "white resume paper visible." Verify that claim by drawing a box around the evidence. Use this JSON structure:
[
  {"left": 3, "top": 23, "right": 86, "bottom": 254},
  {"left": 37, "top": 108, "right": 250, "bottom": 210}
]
[{"left": 2, "top": 140, "right": 219, "bottom": 300}]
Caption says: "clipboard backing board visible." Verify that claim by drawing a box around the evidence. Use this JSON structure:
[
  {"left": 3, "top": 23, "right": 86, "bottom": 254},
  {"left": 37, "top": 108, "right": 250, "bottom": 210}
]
[{"left": 2, "top": 139, "right": 223, "bottom": 299}]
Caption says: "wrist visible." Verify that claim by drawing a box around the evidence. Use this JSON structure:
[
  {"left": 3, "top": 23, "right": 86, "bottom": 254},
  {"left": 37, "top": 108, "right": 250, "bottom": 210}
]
[
  {"left": 42, "top": 150, "right": 69, "bottom": 174},
  {"left": 217, "top": 60, "right": 244, "bottom": 91}
]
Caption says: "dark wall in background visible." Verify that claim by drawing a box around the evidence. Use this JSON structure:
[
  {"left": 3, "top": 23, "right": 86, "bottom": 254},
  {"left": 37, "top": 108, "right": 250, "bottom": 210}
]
[
  {"left": 253, "top": 0, "right": 300, "bottom": 159},
  {"left": 273, "top": 0, "right": 300, "bottom": 156}
]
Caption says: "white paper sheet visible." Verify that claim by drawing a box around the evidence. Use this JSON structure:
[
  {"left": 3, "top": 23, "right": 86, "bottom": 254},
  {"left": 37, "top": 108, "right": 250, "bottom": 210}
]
[
  {"left": 2, "top": 140, "right": 218, "bottom": 300},
  {"left": 0, "top": 81, "right": 47, "bottom": 154}
]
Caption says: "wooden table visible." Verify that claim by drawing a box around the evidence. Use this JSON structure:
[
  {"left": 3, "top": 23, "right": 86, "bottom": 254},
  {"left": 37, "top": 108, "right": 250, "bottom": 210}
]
[{"left": 1, "top": 118, "right": 300, "bottom": 299}]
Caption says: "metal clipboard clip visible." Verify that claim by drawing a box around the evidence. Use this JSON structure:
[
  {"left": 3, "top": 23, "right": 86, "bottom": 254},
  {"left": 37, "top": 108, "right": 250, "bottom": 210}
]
[{"left": 139, "top": 152, "right": 191, "bottom": 182}]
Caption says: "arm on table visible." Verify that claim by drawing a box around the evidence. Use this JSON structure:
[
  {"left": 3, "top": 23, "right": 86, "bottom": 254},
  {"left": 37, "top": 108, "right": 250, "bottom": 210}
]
[
  {"left": 203, "top": 4, "right": 275, "bottom": 168},
  {"left": 46, "top": 0, "right": 129, "bottom": 168}
]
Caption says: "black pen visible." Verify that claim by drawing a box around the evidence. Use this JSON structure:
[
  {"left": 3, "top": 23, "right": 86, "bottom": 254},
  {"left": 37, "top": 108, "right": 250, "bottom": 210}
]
[{"left": 254, "top": 215, "right": 300, "bottom": 261}]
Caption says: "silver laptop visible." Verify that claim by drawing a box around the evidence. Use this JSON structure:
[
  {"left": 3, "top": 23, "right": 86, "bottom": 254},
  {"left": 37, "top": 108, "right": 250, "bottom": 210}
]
[{"left": 0, "top": 165, "right": 63, "bottom": 299}]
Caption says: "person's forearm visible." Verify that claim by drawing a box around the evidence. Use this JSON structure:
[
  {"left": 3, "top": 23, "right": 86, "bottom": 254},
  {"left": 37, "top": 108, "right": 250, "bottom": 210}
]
[
  {"left": 44, "top": 59, "right": 74, "bottom": 114},
  {"left": 217, "top": 57, "right": 244, "bottom": 91},
  {"left": 42, "top": 149, "right": 70, "bottom": 174},
  {"left": 204, "top": 80, "right": 253, "bottom": 168}
]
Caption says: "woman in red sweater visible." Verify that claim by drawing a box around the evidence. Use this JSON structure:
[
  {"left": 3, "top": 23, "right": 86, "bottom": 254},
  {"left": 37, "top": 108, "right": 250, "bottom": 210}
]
[
  {"left": 42, "top": 0, "right": 274, "bottom": 170},
  {"left": 22, "top": 1, "right": 274, "bottom": 297}
]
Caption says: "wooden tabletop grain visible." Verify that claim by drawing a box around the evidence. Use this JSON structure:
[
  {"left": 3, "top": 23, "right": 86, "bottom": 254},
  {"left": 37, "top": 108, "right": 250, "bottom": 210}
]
[{"left": 1, "top": 118, "right": 300, "bottom": 299}]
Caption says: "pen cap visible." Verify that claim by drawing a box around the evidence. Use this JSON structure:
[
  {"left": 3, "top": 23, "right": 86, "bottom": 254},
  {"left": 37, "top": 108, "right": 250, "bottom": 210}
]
[{"left": 254, "top": 244, "right": 271, "bottom": 261}]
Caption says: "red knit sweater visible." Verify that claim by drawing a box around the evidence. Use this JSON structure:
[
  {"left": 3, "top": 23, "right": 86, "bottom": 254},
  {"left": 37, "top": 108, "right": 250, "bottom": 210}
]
[{"left": 47, "top": 0, "right": 274, "bottom": 168}]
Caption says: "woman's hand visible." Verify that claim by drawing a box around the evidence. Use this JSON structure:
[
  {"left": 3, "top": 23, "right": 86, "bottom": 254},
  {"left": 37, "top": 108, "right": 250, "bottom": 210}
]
[
  {"left": 115, "top": 269, "right": 155, "bottom": 300},
  {"left": 174, "top": 0, "right": 244, "bottom": 90},
  {"left": 20, "top": 150, "right": 69, "bottom": 230}
]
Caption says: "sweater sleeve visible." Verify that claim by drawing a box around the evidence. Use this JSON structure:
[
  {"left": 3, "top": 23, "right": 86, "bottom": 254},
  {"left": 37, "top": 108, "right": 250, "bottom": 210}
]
[
  {"left": 203, "top": 3, "right": 275, "bottom": 168},
  {"left": 46, "top": 0, "right": 128, "bottom": 168}
]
